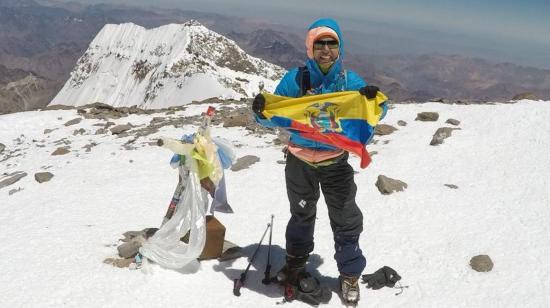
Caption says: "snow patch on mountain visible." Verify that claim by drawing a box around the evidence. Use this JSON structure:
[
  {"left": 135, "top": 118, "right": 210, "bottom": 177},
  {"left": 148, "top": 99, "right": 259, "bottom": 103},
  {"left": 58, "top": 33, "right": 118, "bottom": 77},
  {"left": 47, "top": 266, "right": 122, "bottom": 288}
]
[{"left": 50, "top": 21, "right": 285, "bottom": 109}]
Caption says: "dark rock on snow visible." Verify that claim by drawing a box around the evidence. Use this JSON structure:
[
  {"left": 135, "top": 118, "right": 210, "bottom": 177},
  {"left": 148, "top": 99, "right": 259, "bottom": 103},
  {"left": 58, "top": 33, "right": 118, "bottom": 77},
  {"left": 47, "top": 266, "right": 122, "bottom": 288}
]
[
  {"left": 375, "top": 124, "right": 398, "bottom": 136},
  {"left": 34, "top": 172, "right": 54, "bottom": 183},
  {"left": 445, "top": 118, "right": 460, "bottom": 126},
  {"left": 430, "top": 127, "right": 460, "bottom": 145},
  {"left": 0, "top": 171, "right": 28, "bottom": 189},
  {"left": 470, "top": 255, "right": 494, "bottom": 272},
  {"left": 222, "top": 112, "right": 251, "bottom": 128},
  {"left": 375, "top": 175, "right": 408, "bottom": 195},
  {"left": 73, "top": 128, "right": 86, "bottom": 136},
  {"left": 415, "top": 112, "right": 439, "bottom": 122},
  {"left": 110, "top": 124, "right": 132, "bottom": 135},
  {"left": 64, "top": 118, "right": 82, "bottom": 126},
  {"left": 82, "top": 142, "right": 98, "bottom": 152},
  {"left": 231, "top": 155, "right": 260, "bottom": 171},
  {"left": 95, "top": 128, "right": 108, "bottom": 135},
  {"left": 444, "top": 184, "right": 459, "bottom": 189},
  {"left": 9, "top": 187, "right": 23, "bottom": 195},
  {"left": 51, "top": 147, "right": 70, "bottom": 155}
]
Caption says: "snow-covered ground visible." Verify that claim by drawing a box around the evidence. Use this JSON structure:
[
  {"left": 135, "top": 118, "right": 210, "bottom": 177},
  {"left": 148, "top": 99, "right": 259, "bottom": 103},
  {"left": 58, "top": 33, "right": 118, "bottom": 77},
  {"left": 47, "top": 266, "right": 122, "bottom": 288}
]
[{"left": 1, "top": 100, "right": 549, "bottom": 307}]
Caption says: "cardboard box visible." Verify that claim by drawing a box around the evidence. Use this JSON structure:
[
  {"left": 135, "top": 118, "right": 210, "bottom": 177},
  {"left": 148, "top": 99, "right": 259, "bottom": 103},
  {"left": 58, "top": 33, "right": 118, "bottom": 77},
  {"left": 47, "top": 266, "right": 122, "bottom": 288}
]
[
  {"left": 181, "top": 215, "right": 226, "bottom": 259},
  {"left": 200, "top": 215, "right": 226, "bottom": 259}
]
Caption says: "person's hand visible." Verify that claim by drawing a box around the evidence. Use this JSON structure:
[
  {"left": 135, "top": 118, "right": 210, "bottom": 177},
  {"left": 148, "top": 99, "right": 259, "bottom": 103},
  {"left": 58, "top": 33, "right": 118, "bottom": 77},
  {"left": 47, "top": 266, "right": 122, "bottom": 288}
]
[
  {"left": 252, "top": 94, "right": 266, "bottom": 119},
  {"left": 359, "top": 85, "right": 379, "bottom": 99}
]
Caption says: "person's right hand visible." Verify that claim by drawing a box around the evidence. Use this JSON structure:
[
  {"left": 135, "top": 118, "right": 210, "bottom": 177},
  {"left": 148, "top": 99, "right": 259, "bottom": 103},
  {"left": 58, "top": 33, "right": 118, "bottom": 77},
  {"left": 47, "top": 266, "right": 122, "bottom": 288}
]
[
  {"left": 252, "top": 94, "right": 267, "bottom": 119},
  {"left": 359, "top": 85, "right": 379, "bottom": 99}
]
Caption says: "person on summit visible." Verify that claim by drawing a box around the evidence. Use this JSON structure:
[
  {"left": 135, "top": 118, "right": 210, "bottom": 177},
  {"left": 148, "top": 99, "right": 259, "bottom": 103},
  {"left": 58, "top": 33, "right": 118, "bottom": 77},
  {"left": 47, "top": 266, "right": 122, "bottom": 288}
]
[{"left": 251, "top": 18, "right": 387, "bottom": 305}]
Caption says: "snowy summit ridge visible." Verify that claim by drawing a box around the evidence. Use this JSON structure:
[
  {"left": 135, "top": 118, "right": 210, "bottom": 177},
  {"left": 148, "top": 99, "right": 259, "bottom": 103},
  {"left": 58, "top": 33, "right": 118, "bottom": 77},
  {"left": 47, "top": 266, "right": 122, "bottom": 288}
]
[{"left": 49, "top": 20, "right": 285, "bottom": 109}]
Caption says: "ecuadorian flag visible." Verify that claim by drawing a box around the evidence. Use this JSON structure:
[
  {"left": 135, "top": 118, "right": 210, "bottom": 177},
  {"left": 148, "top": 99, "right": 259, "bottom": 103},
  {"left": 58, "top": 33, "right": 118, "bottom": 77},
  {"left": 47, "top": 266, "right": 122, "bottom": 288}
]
[{"left": 261, "top": 91, "right": 388, "bottom": 168}]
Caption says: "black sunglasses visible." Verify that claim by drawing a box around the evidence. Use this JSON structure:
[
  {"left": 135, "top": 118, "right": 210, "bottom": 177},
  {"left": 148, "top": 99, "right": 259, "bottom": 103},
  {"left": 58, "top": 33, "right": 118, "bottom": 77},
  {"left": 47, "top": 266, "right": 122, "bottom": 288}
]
[{"left": 313, "top": 39, "right": 339, "bottom": 50}]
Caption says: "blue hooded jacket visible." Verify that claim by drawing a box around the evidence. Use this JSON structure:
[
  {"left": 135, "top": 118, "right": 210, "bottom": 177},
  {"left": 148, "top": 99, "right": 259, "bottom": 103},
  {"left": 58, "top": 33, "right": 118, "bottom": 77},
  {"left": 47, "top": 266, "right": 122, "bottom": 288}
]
[{"left": 257, "top": 18, "right": 385, "bottom": 151}]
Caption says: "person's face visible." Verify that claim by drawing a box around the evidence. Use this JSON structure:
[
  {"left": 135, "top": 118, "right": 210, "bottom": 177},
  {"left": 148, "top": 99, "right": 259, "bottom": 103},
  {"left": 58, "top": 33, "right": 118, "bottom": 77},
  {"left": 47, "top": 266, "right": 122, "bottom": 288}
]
[{"left": 313, "top": 36, "right": 339, "bottom": 65}]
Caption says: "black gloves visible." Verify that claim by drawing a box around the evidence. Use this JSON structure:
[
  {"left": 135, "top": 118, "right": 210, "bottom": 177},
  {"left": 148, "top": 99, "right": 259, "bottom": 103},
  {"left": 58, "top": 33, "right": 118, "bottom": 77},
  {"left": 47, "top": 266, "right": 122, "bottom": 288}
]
[
  {"left": 359, "top": 85, "right": 379, "bottom": 99},
  {"left": 361, "top": 266, "right": 401, "bottom": 290},
  {"left": 252, "top": 93, "right": 266, "bottom": 119}
]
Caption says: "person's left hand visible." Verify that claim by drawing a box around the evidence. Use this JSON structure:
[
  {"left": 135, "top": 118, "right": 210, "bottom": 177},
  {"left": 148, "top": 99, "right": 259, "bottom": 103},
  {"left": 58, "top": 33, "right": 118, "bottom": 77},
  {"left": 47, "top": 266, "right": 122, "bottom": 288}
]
[
  {"left": 359, "top": 85, "right": 380, "bottom": 99},
  {"left": 252, "top": 94, "right": 266, "bottom": 119}
]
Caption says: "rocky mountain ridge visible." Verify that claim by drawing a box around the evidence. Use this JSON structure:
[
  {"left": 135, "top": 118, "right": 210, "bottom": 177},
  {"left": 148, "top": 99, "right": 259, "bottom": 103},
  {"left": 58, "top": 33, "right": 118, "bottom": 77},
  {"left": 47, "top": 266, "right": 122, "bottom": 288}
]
[
  {"left": 0, "top": 64, "right": 58, "bottom": 114},
  {"left": 50, "top": 21, "right": 284, "bottom": 109}
]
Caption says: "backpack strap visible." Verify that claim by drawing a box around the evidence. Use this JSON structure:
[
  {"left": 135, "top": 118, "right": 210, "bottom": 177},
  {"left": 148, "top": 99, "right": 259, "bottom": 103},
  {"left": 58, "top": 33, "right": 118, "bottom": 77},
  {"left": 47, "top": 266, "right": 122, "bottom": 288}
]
[
  {"left": 297, "top": 66, "right": 311, "bottom": 97},
  {"left": 343, "top": 69, "right": 347, "bottom": 90}
]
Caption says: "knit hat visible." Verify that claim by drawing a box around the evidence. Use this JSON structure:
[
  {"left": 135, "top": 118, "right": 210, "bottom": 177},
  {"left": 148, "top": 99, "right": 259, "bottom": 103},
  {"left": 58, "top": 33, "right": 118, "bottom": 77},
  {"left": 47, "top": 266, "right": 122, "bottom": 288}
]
[{"left": 305, "top": 26, "right": 340, "bottom": 59}]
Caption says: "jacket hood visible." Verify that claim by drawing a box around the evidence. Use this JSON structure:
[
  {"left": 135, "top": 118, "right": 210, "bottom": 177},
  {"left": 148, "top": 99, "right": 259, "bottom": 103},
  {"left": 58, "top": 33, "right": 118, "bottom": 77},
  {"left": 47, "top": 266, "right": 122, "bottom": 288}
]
[
  {"left": 307, "top": 18, "right": 345, "bottom": 58},
  {"left": 305, "top": 18, "right": 345, "bottom": 88}
]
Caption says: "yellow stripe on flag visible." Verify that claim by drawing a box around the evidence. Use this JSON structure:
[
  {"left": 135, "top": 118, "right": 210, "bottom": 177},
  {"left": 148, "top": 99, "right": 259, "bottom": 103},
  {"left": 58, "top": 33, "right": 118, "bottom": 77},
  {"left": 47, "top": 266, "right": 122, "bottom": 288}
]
[{"left": 262, "top": 91, "right": 387, "bottom": 127}]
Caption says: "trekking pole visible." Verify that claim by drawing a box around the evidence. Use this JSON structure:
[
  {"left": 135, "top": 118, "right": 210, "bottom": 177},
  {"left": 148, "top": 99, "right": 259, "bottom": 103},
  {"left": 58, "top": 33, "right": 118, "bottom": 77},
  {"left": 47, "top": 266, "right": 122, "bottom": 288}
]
[
  {"left": 233, "top": 221, "right": 271, "bottom": 296},
  {"left": 262, "top": 214, "right": 274, "bottom": 284}
]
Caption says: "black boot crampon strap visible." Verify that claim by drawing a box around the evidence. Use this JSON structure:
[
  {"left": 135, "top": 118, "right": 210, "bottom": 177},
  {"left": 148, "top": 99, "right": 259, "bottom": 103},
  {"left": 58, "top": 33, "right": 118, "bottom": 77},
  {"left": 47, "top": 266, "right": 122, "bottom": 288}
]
[{"left": 283, "top": 276, "right": 332, "bottom": 306}]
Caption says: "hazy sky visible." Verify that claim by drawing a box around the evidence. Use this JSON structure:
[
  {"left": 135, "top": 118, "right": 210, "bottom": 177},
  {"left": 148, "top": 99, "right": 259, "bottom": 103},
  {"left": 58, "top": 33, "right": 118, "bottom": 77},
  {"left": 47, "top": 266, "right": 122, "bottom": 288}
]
[{"left": 59, "top": 0, "right": 550, "bottom": 67}]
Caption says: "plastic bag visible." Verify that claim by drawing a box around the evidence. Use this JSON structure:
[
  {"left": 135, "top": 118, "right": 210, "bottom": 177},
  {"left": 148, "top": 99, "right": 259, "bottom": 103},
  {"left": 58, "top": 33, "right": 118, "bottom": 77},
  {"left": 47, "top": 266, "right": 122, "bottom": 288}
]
[
  {"left": 139, "top": 159, "right": 207, "bottom": 271},
  {"left": 212, "top": 137, "right": 236, "bottom": 169},
  {"left": 169, "top": 134, "right": 196, "bottom": 169},
  {"left": 192, "top": 134, "right": 222, "bottom": 183}
]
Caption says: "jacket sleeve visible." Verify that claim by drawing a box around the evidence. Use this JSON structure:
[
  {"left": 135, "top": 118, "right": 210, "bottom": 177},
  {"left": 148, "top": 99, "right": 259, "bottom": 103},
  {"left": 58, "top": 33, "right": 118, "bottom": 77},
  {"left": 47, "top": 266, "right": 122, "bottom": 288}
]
[
  {"left": 254, "top": 114, "right": 277, "bottom": 127},
  {"left": 255, "top": 69, "right": 298, "bottom": 128},
  {"left": 274, "top": 68, "right": 300, "bottom": 97},
  {"left": 345, "top": 70, "right": 367, "bottom": 91},
  {"left": 379, "top": 102, "right": 388, "bottom": 120}
]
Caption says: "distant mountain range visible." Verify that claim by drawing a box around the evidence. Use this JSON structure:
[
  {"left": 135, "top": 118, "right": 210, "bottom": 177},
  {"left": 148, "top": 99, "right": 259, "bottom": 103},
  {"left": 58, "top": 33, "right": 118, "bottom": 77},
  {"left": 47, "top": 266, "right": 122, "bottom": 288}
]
[
  {"left": 1, "top": 0, "right": 549, "bottom": 113},
  {"left": 0, "top": 64, "right": 58, "bottom": 114}
]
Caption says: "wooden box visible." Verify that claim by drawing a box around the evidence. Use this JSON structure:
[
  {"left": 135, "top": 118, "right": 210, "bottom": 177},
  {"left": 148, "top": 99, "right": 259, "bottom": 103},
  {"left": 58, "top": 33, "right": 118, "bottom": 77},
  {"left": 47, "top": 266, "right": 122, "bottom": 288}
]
[{"left": 182, "top": 215, "right": 226, "bottom": 259}]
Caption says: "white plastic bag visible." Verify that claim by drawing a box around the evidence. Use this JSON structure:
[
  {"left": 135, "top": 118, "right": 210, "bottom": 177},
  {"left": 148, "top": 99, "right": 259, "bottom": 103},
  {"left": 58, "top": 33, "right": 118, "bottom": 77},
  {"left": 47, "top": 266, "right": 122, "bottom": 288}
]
[
  {"left": 139, "top": 160, "right": 207, "bottom": 271},
  {"left": 212, "top": 137, "right": 236, "bottom": 169}
]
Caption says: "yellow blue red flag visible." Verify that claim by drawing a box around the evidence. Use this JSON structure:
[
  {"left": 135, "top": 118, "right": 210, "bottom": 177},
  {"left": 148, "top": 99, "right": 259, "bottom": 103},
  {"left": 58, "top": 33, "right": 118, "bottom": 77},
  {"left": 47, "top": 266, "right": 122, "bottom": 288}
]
[{"left": 261, "top": 91, "right": 388, "bottom": 168}]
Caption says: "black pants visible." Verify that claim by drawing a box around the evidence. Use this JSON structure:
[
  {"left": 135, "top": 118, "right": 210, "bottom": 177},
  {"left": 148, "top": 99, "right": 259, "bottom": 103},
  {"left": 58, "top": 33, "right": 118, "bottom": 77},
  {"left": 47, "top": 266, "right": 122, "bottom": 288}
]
[{"left": 285, "top": 152, "right": 366, "bottom": 276}]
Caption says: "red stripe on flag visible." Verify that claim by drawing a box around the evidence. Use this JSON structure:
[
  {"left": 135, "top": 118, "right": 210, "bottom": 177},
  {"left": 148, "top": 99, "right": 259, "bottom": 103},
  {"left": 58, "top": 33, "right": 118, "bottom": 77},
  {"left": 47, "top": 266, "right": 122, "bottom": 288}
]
[{"left": 290, "top": 121, "right": 372, "bottom": 168}]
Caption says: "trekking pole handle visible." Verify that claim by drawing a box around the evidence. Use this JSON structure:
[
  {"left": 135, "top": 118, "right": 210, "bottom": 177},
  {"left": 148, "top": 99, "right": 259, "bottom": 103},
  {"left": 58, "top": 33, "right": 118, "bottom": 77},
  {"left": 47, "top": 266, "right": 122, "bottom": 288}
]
[
  {"left": 267, "top": 214, "right": 274, "bottom": 260},
  {"left": 262, "top": 264, "right": 272, "bottom": 285},
  {"left": 233, "top": 273, "right": 246, "bottom": 296}
]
